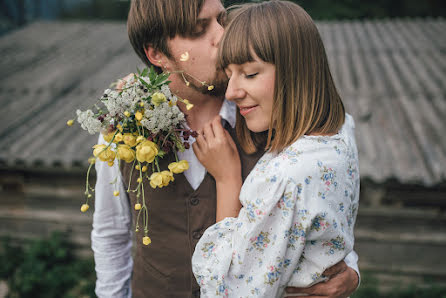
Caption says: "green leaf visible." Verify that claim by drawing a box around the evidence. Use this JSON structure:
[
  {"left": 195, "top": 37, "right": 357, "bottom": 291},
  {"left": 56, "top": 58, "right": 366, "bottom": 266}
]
[
  {"left": 141, "top": 67, "right": 148, "bottom": 77},
  {"left": 139, "top": 77, "right": 151, "bottom": 89},
  {"left": 157, "top": 150, "right": 166, "bottom": 158}
]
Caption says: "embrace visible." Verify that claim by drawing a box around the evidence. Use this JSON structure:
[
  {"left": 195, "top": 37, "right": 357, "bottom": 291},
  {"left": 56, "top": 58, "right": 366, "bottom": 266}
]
[{"left": 92, "top": 0, "right": 360, "bottom": 297}]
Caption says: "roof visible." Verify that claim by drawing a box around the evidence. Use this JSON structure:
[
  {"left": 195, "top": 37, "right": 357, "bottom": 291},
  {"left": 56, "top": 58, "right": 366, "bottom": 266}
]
[{"left": 0, "top": 19, "right": 445, "bottom": 186}]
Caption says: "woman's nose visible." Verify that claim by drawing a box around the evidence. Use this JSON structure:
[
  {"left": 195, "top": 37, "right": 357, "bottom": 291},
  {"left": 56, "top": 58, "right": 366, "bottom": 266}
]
[{"left": 225, "top": 77, "right": 245, "bottom": 102}]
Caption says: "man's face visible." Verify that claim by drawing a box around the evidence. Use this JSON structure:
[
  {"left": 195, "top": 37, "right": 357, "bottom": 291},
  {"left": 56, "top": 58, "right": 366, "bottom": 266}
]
[{"left": 166, "top": 0, "right": 227, "bottom": 96}]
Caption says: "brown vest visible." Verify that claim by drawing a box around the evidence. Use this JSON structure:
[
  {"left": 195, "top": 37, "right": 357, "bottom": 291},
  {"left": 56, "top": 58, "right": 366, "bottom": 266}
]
[{"left": 120, "top": 127, "right": 264, "bottom": 298}]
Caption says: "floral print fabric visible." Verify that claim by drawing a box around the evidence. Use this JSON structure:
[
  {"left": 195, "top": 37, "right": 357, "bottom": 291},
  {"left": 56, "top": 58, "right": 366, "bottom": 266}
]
[{"left": 192, "top": 114, "right": 360, "bottom": 298}]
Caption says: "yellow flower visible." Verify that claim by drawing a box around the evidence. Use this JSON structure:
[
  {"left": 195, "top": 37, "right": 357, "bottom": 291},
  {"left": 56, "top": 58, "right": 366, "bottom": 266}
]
[
  {"left": 108, "top": 161, "right": 114, "bottom": 167},
  {"left": 141, "top": 166, "right": 148, "bottom": 172},
  {"left": 180, "top": 51, "right": 190, "bottom": 62},
  {"left": 168, "top": 160, "right": 189, "bottom": 174},
  {"left": 151, "top": 92, "right": 166, "bottom": 106},
  {"left": 66, "top": 119, "right": 74, "bottom": 126},
  {"left": 183, "top": 99, "right": 194, "bottom": 110},
  {"left": 80, "top": 204, "right": 89, "bottom": 212},
  {"left": 123, "top": 133, "right": 138, "bottom": 147},
  {"left": 143, "top": 236, "right": 152, "bottom": 245},
  {"left": 117, "top": 124, "right": 123, "bottom": 132},
  {"left": 113, "top": 191, "right": 120, "bottom": 196},
  {"left": 137, "top": 177, "right": 142, "bottom": 183},
  {"left": 160, "top": 170, "right": 174, "bottom": 187},
  {"left": 93, "top": 144, "right": 116, "bottom": 162},
  {"left": 136, "top": 141, "right": 158, "bottom": 163},
  {"left": 168, "top": 101, "right": 176, "bottom": 107},
  {"left": 207, "top": 85, "right": 214, "bottom": 91},
  {"left": 135, "top": 165, "right": 140, "bottom": 170},
  {"left": 139, "top": 101, "right": 145, "bottom": 107},
  {"left": 117, "top": 144, "right": 136, "bottom": 163},
  {"left": 102, "top": 131, "right": 116, "bottom": 143},
  {"left": 113, "top": 132, "right": 123, "bottom": 143},
  {"left": 136, "top": 135, "right": 146, "bottom": 143},
  {"left": 134, "top": 203, "right": 142, "bottom": 210},
  {"left": 124, "top": 111, "right": 131, "bottom": 117},
  {"left": 149, "top": 172, "right": 164, "bottom": 188},
  {"left": 88, "top": 157, "right": 96, "bottom": 164},
  {"left": 135, "top": 111, "right": 143, "bottom": 121}
]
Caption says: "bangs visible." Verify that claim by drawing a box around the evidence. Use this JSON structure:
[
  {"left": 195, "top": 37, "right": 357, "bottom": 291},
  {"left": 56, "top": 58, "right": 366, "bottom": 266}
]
[
  {"left": 218, "top": 7, "right": 256, "bottom": 69},
  {"left": 218, "top": 4, "right": 275, "bottom": 70}
]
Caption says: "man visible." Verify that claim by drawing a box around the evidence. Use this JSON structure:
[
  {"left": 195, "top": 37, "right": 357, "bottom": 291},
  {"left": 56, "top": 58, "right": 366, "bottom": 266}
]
[{"left": 92, "top": 0, "right": 360, "bottom": 297}]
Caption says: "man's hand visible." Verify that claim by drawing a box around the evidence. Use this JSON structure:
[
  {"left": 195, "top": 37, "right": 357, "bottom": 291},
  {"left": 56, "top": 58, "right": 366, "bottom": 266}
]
[
  {"left": 115, "top": 73, "right": 134, "bottom": 91},
  {"left": 285, "top": 261, "right": 359, "bottom": 298}
]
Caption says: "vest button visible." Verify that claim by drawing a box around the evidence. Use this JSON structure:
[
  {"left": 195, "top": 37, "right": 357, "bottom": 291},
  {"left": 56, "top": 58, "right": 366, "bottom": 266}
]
[
  {"left": 190, "top": 197, "right": 199, "bottom": 206},
  {"left": 192, "top": 230, "right": 202, "bottom": 240}
]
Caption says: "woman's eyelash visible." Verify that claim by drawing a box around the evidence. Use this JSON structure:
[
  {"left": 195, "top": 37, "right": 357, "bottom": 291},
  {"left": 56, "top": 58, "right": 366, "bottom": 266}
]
[{"left": 245, "top": 72, "right": 259, "bottom": 78}]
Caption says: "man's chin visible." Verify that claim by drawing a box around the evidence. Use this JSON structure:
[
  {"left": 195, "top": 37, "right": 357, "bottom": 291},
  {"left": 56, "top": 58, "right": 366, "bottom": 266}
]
[{"left": 191, "top": 76, "right": 227, "bottom": 97}]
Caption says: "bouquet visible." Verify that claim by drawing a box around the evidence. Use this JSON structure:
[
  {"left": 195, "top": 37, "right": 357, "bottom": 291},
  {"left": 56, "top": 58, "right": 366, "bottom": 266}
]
[{"left": 68, "top": 66, "right": 198, "bottom": 245}]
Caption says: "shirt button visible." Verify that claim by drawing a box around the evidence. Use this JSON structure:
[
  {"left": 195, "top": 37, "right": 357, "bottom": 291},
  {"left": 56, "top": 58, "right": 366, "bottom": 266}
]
[
  {"left": 190, "top": 197, "right": 199, "bottom": 206},
  {"left": 192, "top": 230, "right": 202, "bottom": 240}
]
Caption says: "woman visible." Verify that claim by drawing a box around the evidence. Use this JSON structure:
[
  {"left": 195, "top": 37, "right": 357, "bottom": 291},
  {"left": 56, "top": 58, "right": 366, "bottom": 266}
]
[{"left": 192, "top": 1, "right": 360, "bottom": 297}]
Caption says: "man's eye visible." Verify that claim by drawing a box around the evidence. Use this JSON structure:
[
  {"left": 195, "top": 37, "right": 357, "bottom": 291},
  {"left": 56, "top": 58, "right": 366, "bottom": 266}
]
[
  {"left": 218, "top": 13, "right": 228, "bottom": 27},
  {"left": 245, "top": 72, "right": 258, "bottom": 79},
  {"left": 191, "top": 27, "right": 205, "bottom": 37}
]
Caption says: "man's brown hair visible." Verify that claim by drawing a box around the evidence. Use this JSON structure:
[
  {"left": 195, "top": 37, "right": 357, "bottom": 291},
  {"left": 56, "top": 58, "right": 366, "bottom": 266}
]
[
  {"left": 127, "top": 0, "right": 206, "bottom": 71},
  {"left": 219, "top": 0, "right": 345, "bottom": 154}
]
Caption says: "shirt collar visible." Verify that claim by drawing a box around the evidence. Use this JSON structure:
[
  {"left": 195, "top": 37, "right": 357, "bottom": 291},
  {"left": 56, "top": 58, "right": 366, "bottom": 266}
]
[{"left": 219, "top": 99, "right": 236, "bottom": 129}]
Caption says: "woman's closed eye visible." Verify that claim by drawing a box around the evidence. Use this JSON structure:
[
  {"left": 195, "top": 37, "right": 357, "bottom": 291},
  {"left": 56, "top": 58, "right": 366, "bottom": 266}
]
[{"left": 245, "top": 72, "right": 259, "bottom": 79}]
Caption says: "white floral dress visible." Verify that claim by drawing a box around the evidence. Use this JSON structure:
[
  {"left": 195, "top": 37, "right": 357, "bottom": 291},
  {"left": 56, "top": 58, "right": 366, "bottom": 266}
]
[{"left": 192, "top": 114, "right": 360, "bottom": 298}]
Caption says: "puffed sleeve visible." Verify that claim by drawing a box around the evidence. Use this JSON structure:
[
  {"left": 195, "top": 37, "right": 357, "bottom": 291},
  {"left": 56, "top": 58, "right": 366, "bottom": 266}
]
[{"left": 192, "top": 146, "right": 356, "bottom": 297}]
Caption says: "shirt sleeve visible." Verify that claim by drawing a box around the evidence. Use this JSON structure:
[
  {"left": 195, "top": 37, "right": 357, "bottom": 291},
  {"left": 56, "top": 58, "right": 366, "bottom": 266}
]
[
  {"left": 344, "top": 250, "right": 361, "bottom": 287},
  {"left": 91, "top": 134, "right": 133, "bottom": 298},
  {"left": 192, "top": 159, "right": 356, "bottom": 298}
]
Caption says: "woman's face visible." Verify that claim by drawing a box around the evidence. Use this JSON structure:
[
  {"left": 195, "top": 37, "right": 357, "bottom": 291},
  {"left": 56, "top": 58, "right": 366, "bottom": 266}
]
[{"left": 224, "top": 53, "right": 275, "bottom": 132}]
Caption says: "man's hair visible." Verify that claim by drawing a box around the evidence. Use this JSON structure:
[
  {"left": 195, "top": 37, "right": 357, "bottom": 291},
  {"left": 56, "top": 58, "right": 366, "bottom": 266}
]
[
  {"left": 127, "top": 0, "right": 206, "bottom": 71},
  {"left": 218, "top": 0, "right": 345, "bottom": 154}
]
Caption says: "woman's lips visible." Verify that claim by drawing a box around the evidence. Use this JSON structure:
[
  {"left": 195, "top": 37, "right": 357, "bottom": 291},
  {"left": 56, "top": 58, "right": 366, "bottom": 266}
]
[{"left": 239, "top": 105, "right": 258, "bottom": 116}]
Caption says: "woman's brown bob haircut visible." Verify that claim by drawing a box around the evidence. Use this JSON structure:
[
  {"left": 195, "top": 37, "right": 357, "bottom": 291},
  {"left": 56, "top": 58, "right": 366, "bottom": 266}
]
[
  {"left": 127, "top": 0, "right": 206, "bottom": 72},
  {"left": 219, "top": 0, "right": 345, "bottom": 154}
]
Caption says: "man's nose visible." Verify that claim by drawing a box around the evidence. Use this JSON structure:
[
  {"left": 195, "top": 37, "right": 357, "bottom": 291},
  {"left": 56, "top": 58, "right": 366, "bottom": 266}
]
[{"left": 212, "top": 22, "right": 225, "bottom": 47}]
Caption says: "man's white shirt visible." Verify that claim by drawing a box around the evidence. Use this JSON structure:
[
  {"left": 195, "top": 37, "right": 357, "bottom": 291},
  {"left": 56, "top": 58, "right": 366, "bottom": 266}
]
[{"left": 91, "top": 100, "right": 360, "bottom": 297}]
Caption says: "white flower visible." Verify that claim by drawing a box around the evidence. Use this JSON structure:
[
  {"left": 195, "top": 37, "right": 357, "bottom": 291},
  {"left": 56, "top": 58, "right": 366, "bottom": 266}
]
[
  {"left": 76, "top": 109, "right": 102, "bottom": 134},
  {"left": 161, "top": 85, "right": 172, "bottom": 99},
  {"left": 141, "top": 101, "right": 185, "bottom": 134}
]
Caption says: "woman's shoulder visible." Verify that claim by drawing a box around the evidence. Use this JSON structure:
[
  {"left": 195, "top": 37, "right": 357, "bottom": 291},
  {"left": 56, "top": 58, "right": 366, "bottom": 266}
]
[{"left": 273, "top": 114, "right": 356, "bottom": 177}]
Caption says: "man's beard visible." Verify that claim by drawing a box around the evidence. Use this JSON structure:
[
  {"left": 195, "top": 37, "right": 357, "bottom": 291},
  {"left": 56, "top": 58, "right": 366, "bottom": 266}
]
[{"left": 172, "top": 63, "right": 228, "bottom": 97}]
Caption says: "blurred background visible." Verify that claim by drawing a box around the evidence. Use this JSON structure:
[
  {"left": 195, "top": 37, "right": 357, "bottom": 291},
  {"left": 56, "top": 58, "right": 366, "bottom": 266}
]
[{"left": 0, "top": 0, "right": 445, "bottom": 297}]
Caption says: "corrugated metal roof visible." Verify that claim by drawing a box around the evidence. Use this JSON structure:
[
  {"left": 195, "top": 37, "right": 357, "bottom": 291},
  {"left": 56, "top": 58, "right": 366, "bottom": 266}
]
[{"left": 0, "top": 19, "right": 444, "bottom": 186}]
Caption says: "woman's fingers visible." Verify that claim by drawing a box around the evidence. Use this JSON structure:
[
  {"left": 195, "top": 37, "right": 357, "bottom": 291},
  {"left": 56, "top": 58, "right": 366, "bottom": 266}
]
[
  {"left": 224, "top": 130, "right": 237, "bottom": 151},
  {"left": 194, "top": 130, "right": 206, "bottom": 152},
  {"left": 203, "top": 121, "right": 215, "bottom": 141},
  {"left": 211, "top": 115, "right": 225, "bottom": 141}
]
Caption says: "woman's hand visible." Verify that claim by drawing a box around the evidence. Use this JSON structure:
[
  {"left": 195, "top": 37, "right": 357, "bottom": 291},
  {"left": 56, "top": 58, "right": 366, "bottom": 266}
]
[
  {"left": 193, "top": 115, "right": 243, "bottom": 221},
  {"left": 193, "top": 115, "right": 241, "bottom": 184}
]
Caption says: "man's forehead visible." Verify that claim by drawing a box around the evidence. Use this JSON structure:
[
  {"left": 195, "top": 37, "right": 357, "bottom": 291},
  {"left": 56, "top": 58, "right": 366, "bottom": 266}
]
[{"left": 197, "top": 0, "right": 225, "bottom": 20}]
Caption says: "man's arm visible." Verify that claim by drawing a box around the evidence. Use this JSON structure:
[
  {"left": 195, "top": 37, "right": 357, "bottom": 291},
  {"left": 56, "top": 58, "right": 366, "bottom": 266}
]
[
  {"left": 91, "top": 135, "right": 133, "bottom": 298},
  {"left": 285, "top": 251, "right": 360, "bottom": 298}
]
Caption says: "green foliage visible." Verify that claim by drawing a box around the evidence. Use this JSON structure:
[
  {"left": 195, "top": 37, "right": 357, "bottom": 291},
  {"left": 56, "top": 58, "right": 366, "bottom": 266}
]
[
  {"left": 0, "top": 232, "right": 95, "bottom": 298},
  {"left": 57, "top": 0, "right": 446, "bottom": 20},
  {"left": 351, "top": 272, "right": 446, "bottom": 298},
  {"left": 224, "top": 0, "right": 445, "bottom": 19},
  {"left": 61, "top": 0, "right": 131, "bottom": 20}
]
